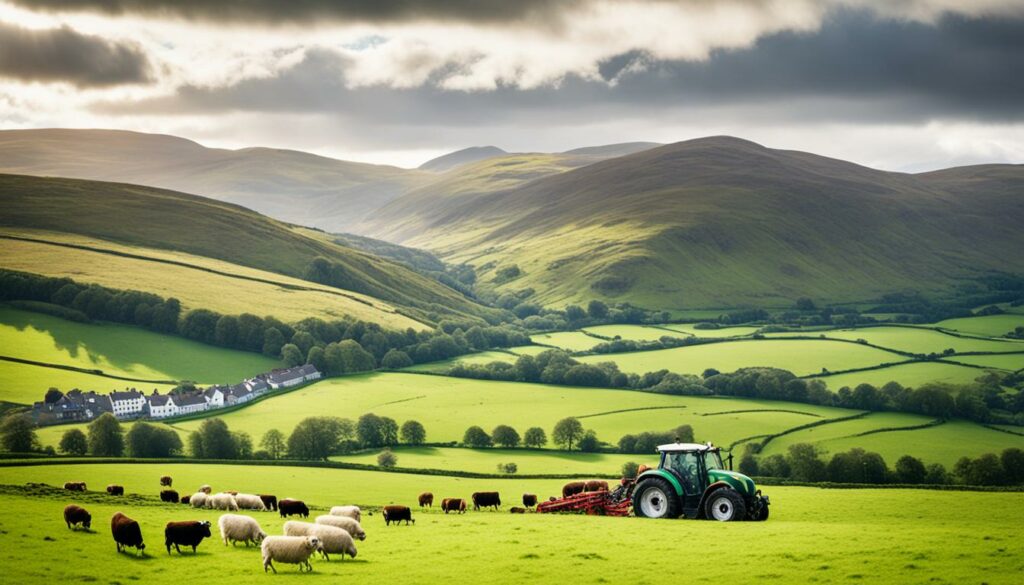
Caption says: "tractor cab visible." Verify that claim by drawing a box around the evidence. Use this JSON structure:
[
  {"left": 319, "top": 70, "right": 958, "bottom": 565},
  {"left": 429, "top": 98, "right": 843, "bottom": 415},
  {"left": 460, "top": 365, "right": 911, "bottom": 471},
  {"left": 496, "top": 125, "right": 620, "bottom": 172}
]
[{"left": 632, "top": 442, "right": 770, "bottom": 521}]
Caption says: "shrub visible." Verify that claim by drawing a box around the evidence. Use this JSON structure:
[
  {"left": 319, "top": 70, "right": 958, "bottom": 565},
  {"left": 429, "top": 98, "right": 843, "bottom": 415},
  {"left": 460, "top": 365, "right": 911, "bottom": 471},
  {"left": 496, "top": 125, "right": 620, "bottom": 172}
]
[{"left": 377, "top": 448, "right": 397, "bottom": 468}]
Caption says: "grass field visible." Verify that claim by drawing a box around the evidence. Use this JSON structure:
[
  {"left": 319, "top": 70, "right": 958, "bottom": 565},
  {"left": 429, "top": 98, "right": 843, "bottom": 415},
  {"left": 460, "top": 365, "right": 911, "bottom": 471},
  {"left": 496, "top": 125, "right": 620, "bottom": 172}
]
[
  {"left": 935, "top": 314, "right": 1024, "bottom": 337},
  {"left": 506, "top": 345, "right": 552, "bottom": 356},
  {"left": 814, "top": 361, "right": 990, "bottom": 390},
  {"left": 1, "top": 464, "right": 1022, "bottom": 584},
  {"left": 330, "top": 446, "right": 642, "bottom": 475},
  {"left": 656, "top": 324, "right": 760, "bottom": 338},
  {"left": 0, "top": 307, "right": 278, "bottom": 390},
  {"left": 949, "top": 354, "right": 1024, "bottom": 371},
  {"left": 578, "top": 339, "right": 901, "bottom": 377},
  {"left": 810, "top": 326, "right": 1024, "bottom": 354},
  {"left": 0, "top": 361, "right": 177, "bottom": 405},
  {"left": 581, "top": 324, "right": 688, "bottom": 342},
  {"left": 529, "top": 331, "right": 602, "bottom": 352}
]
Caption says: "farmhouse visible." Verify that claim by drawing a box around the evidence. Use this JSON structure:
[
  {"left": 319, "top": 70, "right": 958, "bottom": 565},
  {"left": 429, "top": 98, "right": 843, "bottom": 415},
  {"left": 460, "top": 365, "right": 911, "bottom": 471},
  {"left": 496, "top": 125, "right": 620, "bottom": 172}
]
[
  {"left": 174, "top": 393, "right": 208, "bottom": 415},
  {"left": 225, "top": 383, "right": 255, "bottom": 406},
  {"left": 266, "top": 364, "right": 322, "bottom": 389},
  {"left": 203, "top": 386, "right": 225, "bottom": 408},
  {"left": 33, "top": 390, "right": 113, "bottom": 423},
  {"left": 147, "top": 392, "right": 178, "bottom": 419},
  {"left": 110, "top": 389, "right": 146, "bottom": 419}
]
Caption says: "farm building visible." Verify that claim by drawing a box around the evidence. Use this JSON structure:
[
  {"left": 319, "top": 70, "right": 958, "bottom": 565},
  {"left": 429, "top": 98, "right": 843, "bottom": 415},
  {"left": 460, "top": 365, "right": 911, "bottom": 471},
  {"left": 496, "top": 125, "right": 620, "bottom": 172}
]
[
  {"left": 110, "top": 390, "right": 146, "bottom": 418},
  {"left": 32, "top": 390, "right": 113, "bottom": 423},
  {"left": 266, "top": 364, "right": 321, "bottom": 389}
]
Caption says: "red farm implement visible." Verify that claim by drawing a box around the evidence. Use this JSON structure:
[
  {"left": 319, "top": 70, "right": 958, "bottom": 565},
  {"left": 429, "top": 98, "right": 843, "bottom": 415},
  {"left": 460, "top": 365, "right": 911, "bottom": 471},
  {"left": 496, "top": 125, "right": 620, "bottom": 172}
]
[{"left": 536, "top": 480, "right": 634, "bottom": 516}]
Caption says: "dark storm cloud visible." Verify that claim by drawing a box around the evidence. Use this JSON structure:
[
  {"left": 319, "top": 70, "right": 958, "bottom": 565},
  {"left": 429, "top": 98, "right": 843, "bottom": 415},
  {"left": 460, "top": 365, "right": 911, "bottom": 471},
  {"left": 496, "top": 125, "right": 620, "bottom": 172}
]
[
  {"left": 0, "top": 22, "right": 151, "bottom": 86},
  {"left": 8, "top": 0, "right": 581, "bottom": 25},
  {"left": 98, "top": 10, "right": 1022, "bottom": 124}
]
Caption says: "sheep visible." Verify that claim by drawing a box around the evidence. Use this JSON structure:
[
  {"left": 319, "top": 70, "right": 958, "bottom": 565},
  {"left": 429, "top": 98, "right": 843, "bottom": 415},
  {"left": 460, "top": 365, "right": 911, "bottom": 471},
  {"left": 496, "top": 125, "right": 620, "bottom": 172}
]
[
  {"left": 189, "top": 492, "right": 209, "bottom": 509},
  {"left": 261, "top": 535, "right": 320, "bottom": 573},
  {"left": 283, "top": 521, "right": 357, "bottom": 561},
  {"left": 218, "top": 514, "right": 267, "bottom": 547},
  {"left": 234, "top": 493, "right": 267, "bottom": 511},
  {"left": 208, "top": 493, "right": 239, "bottom": 511},
  {"left": 315, "top": 515, "right": 366, "bottom": 540},
  {"left": 198, "top": 485, "right": 212, "bottom": 494},
  {"left": 329, "top": 505, "right": 361, "bottom": 522},
  {"left": 63, "top": 504, "right": 91, "bottom": 530}
]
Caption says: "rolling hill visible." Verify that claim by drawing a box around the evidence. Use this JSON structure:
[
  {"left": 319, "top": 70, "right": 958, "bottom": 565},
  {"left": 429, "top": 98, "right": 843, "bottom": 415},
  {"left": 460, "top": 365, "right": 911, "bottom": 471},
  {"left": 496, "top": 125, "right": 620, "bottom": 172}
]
[
  {"left": 0, "top": 128, "right": 428, "bottom": 232},
  {"left": 357, "top": 136, "right": 1024, "bottom": 310},
  {"left": 0, "top": 174, "right": 498, "bottom": 326},
  {"left": 419, "top": 146, "right": 508, "bottom": 172}
]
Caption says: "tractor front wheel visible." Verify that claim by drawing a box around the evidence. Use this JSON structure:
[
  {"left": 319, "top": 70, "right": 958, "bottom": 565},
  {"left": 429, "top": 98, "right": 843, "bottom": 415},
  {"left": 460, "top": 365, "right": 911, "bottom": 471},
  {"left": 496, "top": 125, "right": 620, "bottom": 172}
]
[
  {"left": 633, "top": 478, "right": 681, "bottom": 519},
  {"left": 704, "top": 488, "right": 746, "bottom": 521}
]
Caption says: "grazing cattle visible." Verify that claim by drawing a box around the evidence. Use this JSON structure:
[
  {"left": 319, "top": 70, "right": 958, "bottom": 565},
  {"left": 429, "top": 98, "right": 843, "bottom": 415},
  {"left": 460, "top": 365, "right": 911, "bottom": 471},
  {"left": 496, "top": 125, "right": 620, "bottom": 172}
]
[
  {"left": 64, "top": 481, "right": 86, "bottom": 492},
  {"left": 418, "top": 492, "right": 433, "bottom": 507},
  {"left": 106, "top": 485, "right": 124, "bottom": 496},
  {"left": 441, "top": 498, "right": 467, "bottom": 514},
  {"left": 278, "top": 499, "right": 309, "bottom": 518},
  {"left": 472, "top": 492, "right": 501, "bottom": 511},
  {"left": 584, "top": 480, "right": 609, "bottom": 493},
  {"left": 522, "top": 494, "right": 537, "bottom": 508},
  {"left": 562, "top": 481, "right": 586, "bottom": 498},
  {"left": 111, "top": 512, "right": 146, "bottom": 554},
  {"left": 63, "top": 504, "right": 91, "bottom": 530},
  {"left": 160, "top": 489, "right": 180, "bottom": 503},
  {"left": 181, "top": 495, "right": 191, "bottom": 505},
  {"left": 509, "top": 507, "right": 526, "bottom": 514},
  {"left": 164, "top": 520, "right": 212, "bottom": 554},
  {"left": 160, "top": 476, "right": 173, "bottom": 487},
  {"left": 382, "top": 505, "right": 414, "bottom": 526},
  {"left": 259, "top": 494, "right": 278, "bottom": 512}
]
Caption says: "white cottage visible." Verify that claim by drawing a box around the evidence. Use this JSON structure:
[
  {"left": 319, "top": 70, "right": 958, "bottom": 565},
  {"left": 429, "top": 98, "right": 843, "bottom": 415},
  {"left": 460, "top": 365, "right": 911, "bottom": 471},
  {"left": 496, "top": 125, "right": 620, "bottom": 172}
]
[{"left": 110, "top": 390, "right": 146, "bottom": 419}]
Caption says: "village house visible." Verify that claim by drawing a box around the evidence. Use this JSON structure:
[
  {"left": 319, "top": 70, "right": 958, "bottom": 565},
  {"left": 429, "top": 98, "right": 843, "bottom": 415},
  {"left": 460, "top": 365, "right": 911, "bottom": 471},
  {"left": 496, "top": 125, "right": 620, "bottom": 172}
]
[
  {"left": 266, "top": 364, "right": 322, "bottom": 389},
  {"left": 203, "top": 385, "right": 225, "bottom": 408},
  {"left": 174, "top": 393, "right": 208, "bottom": 415},
  {"left": 225, "top": 383, "right": 255, "bottom": 406},
  {"left": 109, "top": 389, "right": 146, "bottom": 419},
  {"left": 34, "top": 390, "right": 113, "bottom": 423},
  {"left": 146, "top": 391, "right": 178, "bottom": 419}
]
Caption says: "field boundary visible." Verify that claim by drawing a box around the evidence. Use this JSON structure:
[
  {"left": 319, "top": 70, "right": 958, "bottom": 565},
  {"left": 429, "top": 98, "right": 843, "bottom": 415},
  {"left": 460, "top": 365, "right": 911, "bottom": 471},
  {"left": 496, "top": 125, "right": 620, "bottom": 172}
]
[
  {"left": 0, "top": 354, "right": 178, "bottom": 385},
  {"left": 701, "top": 408, "right": 822, "bottom": 418}
]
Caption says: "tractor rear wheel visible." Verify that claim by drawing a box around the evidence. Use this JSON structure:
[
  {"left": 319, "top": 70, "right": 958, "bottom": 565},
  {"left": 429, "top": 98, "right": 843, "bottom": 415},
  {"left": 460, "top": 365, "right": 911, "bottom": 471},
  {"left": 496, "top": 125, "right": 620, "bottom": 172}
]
[
  {"left": 633, "top": 478, "right": 681, "bottom": 519},
  {"left": 704, "top": 488, "right": 746, "bottom": 521}
]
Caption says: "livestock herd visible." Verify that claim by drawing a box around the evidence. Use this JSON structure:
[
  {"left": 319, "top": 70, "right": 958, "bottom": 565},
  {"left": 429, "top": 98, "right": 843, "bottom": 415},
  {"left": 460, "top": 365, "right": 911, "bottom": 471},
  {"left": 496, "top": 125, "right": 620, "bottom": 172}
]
[{"left": 57, "top": 474, "right": 613, "bottom": 573}]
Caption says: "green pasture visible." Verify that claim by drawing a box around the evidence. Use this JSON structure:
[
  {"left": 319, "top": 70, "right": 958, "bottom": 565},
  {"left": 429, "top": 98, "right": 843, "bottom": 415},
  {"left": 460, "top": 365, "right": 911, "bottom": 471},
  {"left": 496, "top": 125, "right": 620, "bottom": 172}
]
[
  {"left": 759, "top": 412, "right": 934, "bottom": 458},
  {"left": 578, "top": 338, "right": 901, "bottom": 377},
  {"left": 0, "top": 360, "right": 177, "bottom": 405},
  {"left": 949, "top": 354, "right": 1024, "bottom": 371},
  {"left": 0, "top": 307, "right": 278, "bottom": 387},
  {"left": 815, "top": 361, "right": 989, "bottom": 390},
  {"left": 581, "top": 324, "right": 688, "bottom": 342},
  {"left": 529, "top": 331, "right": 602, "bottom": 352},
  {"left": 935, "top": 314, "right": 1024, "bottom": 337},
  {"left": 506, "top": 345, "right": 551, "bottom": 356},
  {"left": 405, "top": 351, "right": 518, "bottom": 373},
  {"left": 330, "top": 446, "right": 641, "bottom": 476},
  {"left": 656, "top": 324, "right": 760, "bottom": 338},
  {"left": 1, "top": 464, "right": 1022, "bottom": 584},
  {"left": 813, "top": 326, "right": 1024, "bottom": 354}
]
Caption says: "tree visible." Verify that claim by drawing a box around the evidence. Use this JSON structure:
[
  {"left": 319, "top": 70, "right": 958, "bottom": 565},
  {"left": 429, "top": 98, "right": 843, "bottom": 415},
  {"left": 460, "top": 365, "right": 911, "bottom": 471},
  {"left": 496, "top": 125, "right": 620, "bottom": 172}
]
[
  {"left": 261, "top": 429, "right": 286, "bottom": 459},
  {"left": 381, "top": 349, "right": 413, "bottom": 369},
  {"left": 59, "top": 428, "right": 88, "bottom": 455},
  {"left": 895, "top": 455, "right": 927, "bottom": 484},
  {"left": 552, "top": 417, "right": 584, "bottom": 451},
  {"left": 0, "top": 415, "right": 39, "bottom": 453},
  {"left": 491, "top": 425, "right": 520, "bottom": 448},
  {"left": 400, "top": 420, "right": 426, "bottom": 445},
  {"left": 357, "top": 413, "right": 388, "bottom": 447},
  {"left": 564, "top": 305, "right": 586, "bottom": 322},
  {"left": 924, "top": 463, "right": 949, "bottom": 485},
  {"left": 497, "top": 462, "right": 518, "bottom": 474},
  {"left": 377, "top": 448, "right": 397, "bottom": 468},
  {"left": 191, "top": 418, "right": 237, "bottom": 459},
  {"left": 738, "top": 453, "right": 758, "bottom": 476},
  {"left": 523, "top": 427, "right": 547, "bottom": 448},
  {"left": 578, "top": 430, "right": 600, "bottom": 452},
  {"left": 758, "top": 454, "right": 791, "bottom": 478},
  {"left": 234, "top": 432, "right": 253, "bottom": 459},
  {"left": 337, "top": 340, "right": 376, "bottom": 373},
  {"left": 126, "top": 422, "right": 182, "bottom": 457},
  {"left": 795, "top": 297, "right": 817, "bottom": 311},
  {"left": 463, "top": 426, "right": 491, "bottom": 448},
  {"left": 955, "top": 454, "right": 1003, "bottom": 486},
  {"left": 786, "top": 443, "right": 826, "bottom": 482},
  {"left": 288, "top": 417, "right": 347, "bottom": 460},
  {"left": 621, "top": 461, "right": 640, "bottom": 478},
  {"left": 280, "top": 343, "right": 304, "bottom": 367},
  {"left": 262, "top": 327, "right": 286, "bottom": 357},
  {"left": 306, "top": 346, "right": 326, "bottom": 372},
  {"left": 87, "top": 413, "right": 124, "bottom": 457},
  {"left": 380, "top": 417, "right": 399, "bottom": 445},
  {"left": 587, "top": 300, "right": 609, "bottom": 319},
  {"left": 1001, "top": 448, "right": 1024, "bottom": 485}
]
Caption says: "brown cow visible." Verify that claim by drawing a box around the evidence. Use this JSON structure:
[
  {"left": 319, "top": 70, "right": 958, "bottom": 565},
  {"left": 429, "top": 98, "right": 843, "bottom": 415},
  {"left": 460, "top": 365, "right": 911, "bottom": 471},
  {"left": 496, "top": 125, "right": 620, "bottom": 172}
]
[
  {"left": 418, "top": 492, "right": 433, "bottom": 507},
  {"left": 111, "top": 512, "right": 146, "bottom": 554},
  {"left": 382, "top": 505, "right": 414, "bottom": 526},
  {"left": 160, "top": 476, "right": 173, "bottom": 487},
  {"left": 160, "top": 489, "right": 179, "bottom": 503},
  {"left": 583, "top": 480, "right": 609, "bottom": 493},
  {"left": 472, "top": 492, "right": 501, "bottom": 511},
  {"left": 63, "top": 504, "right": 91, "bottom": 530},
  {"left": 561, "top": 482, "right": 585, "bottom": 498},
  {"left": 441, "top": 498, "right": 467, "bottom": 514},
  {"left": 259, "top": 494, "right": 278, "bottom": 512},
  {"left": 180, "top": 495, "right": 191, "bottom": 505},
  {"left": 522, "top": 494, "right": 537, "bottom": 508},
  {"left": 106, "top": 485, "right": 124, "bottom": 496},
  {"left": 509, "top": 507, "right": 526, "bottom": 514},
  {"left": 164, "top": 520, "right": 212, "bottom": 554},
  {"left": 278, "top": 499, "right": 309, "bottom": 518},
  {"left": 64, "top": 481, "right": 87, "bottom": 492}
]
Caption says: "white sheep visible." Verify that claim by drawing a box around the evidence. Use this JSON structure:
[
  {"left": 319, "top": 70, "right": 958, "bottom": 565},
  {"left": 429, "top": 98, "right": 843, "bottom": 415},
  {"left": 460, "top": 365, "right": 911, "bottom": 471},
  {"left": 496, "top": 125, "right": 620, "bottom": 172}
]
[
  {"left": 190, "top": 492, "right": 209, "bottom": 508},
  {"left": 283, "top": 521, "right": 357, "bottom": 561},
  {"left": 261, "top": 535, "right": 320, "bottom": 573},
  {"left": 234, "top": 493, "right": 267, "bottom": 511},
  {"left": 315, "top": 515, "right": 366, "bottom": 540},
  {"left": 218, "top": 513, "right": 267, "bottom": 547},
  {"left": 329, "top": 505, "right": 361, "bottom": 522},
  {"left": 208, "top": 492, "right": 239, "bottom": 511},
  {"left": 198, "top": 484, "right": 212, "bottom": 494}
]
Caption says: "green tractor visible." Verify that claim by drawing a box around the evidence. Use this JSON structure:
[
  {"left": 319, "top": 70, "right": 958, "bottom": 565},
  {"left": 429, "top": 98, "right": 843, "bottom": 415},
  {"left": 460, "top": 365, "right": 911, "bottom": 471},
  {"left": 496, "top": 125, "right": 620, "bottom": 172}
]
[{"left": 632, "top": 442, "right": 769, "bottom": 521}]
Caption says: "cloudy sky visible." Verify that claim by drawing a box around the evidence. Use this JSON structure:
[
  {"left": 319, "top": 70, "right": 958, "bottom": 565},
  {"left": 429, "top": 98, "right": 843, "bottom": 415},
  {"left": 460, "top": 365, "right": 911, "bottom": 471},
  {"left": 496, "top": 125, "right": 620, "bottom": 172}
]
[{"left": 1, "top": 0, "right": 1022, "bottom": 170}]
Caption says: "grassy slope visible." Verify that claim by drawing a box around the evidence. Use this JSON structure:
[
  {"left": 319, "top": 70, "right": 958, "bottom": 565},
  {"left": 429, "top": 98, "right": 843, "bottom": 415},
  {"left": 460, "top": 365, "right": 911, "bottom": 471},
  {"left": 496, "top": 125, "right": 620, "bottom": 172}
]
[
  {"left": 1, "top": 468, "right": 1021, "bottom": 584},
  {"left": 936, "top": 314, "right": 1024, "bottom": 337},
  {"left": 0, "top": 307, "right": 279, "bottom": 403},
  {"left": 582, "top": 324, "right": 689, "bottom": 341},
  {"left": 330, "top": 446, "right": 643, "bottom": 475},
  {"left": 0, "top": 128, "right": 429, "bottom": 232},
  {"left": 816, "top": 362, "right": 991, "bottom": 390},
  {"left": 360, "top": 137, "right": 1024, "bottom": 310},
  {"left": 529, "top": 331, "right": 603, "bottom": 352},
  {"left": 0, "top": 174, "right": 496, "bottom": 325},
  {"left": 0, "top": 361, "right": 177, "bottom": 405},
  {"left": 794, "top": 326, "right": 1024, "bottom": 354}
]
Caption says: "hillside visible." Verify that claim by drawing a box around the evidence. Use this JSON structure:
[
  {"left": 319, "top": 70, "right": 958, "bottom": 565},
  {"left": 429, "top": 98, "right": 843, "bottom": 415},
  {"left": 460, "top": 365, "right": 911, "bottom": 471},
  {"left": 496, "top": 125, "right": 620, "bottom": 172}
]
[
  {"left": 0, "top": 174, "right": 498, "bottom": 325},
  {"left": 419, "top": 146, "right": 507, "bottom": 172},
  {"left": 0, "top": 129, "right": 428, "bottom": 232},
  {"left": 358, "top": 136, "right": 1024, "bottom": 310}
]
